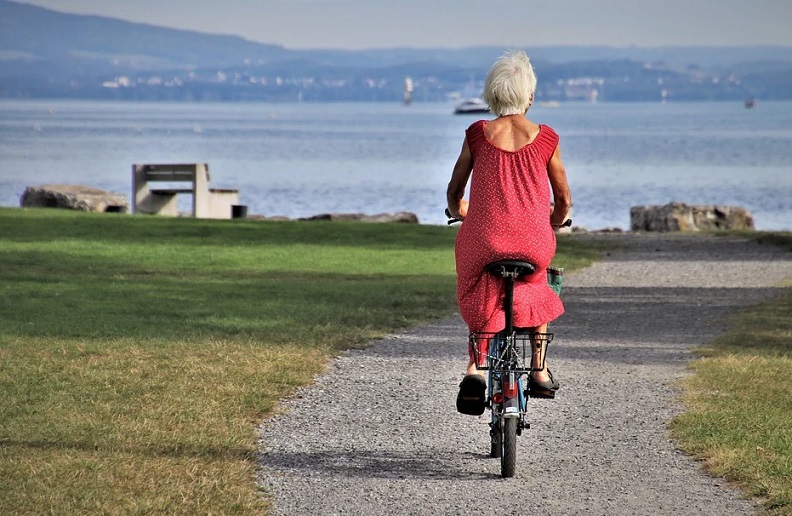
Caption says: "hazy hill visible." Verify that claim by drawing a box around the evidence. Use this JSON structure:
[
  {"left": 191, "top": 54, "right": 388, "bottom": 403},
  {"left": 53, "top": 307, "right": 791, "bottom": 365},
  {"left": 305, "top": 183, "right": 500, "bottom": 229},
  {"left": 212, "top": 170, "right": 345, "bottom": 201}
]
[
  {"left": 0, "top": 0, "right": 290, "bottom": 69},
  {"left": 2, "top": 0, "right": 792, "bottom": 102}
]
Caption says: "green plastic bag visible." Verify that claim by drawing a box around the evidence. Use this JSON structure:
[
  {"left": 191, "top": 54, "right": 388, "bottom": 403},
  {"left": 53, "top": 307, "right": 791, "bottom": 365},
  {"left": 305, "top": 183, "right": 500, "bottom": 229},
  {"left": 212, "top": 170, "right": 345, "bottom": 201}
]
[{"left": 547, "top": 267, "right": 564, "bottom": 295}]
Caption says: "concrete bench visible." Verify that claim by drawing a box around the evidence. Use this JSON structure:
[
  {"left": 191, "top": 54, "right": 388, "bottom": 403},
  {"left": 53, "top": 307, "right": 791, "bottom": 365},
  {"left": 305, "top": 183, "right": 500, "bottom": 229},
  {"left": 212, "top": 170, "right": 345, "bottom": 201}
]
[{"left": 132, "top": 163, "right": 240, "bottom": 219}]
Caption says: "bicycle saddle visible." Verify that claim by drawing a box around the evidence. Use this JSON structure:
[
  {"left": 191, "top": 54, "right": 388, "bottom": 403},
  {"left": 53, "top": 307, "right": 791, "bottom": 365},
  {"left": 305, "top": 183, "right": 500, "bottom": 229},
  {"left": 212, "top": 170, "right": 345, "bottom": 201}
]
[{"left": 485, "top": 260, "right": 537, "bottom": 278}]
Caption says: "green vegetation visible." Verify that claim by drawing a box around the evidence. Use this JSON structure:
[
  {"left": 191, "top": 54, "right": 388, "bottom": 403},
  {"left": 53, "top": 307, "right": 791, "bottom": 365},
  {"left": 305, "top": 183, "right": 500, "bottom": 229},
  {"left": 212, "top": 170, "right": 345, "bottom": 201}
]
[
  {"left": 0, "top": 208, "right": 600, "bottom": 514},
  {"left": 671, "top": 232, "right": 792, "bottom": 515}
]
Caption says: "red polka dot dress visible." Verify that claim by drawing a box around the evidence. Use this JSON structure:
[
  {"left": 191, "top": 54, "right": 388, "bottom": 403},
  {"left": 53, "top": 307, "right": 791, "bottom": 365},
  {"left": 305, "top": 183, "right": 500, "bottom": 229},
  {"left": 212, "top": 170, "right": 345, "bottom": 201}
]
[{"left": 455, "top": 120, "right": 564, "bottom": 339}]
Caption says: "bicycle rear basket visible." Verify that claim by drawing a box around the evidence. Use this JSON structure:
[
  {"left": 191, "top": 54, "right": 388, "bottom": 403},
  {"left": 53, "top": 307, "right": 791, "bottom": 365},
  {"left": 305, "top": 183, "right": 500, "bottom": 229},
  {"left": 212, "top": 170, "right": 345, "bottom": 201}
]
[
  {"left": 469, "top": 332, "right": 553, "bottom": 372},
  {"left": 547, "top": 267, "right": 564, "bottom": 295}
]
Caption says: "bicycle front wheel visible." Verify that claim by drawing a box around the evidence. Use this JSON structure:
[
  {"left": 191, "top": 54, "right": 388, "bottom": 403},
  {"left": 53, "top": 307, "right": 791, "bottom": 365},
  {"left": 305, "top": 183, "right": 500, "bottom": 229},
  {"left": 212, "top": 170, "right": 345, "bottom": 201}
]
[{"left": 501, "top": 417, "right": 517, "bottom": 477}]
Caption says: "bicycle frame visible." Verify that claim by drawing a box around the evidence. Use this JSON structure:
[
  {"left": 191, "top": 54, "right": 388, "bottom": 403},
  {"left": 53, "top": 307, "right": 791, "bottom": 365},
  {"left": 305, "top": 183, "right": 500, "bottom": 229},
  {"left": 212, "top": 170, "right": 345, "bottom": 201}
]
[
  {"left": 469, "top": 263, "right": 554, "bottom": 477},
  {"left": 447, "top": 211, "right": 567, "bottom": 477}
]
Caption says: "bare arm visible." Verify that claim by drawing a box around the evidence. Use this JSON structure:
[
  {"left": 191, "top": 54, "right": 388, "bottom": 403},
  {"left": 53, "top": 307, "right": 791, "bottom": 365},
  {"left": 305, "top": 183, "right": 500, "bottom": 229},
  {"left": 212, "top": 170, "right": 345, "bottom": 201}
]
[
  {"left": 446, "top": 139, "right": 473, "bottom": 219},
  {"left": 548, "top": 144, "right": 572, "bottom": 226}
]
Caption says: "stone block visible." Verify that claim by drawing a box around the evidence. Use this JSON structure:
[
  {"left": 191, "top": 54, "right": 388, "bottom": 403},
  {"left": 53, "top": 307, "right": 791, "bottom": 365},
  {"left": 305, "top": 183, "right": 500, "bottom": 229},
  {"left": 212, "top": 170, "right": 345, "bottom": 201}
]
[
  {"left": 20, "top": 184, "right": 129, "bottom": 213},
  {"left": 630, "top": 203, "right": 754, "bottom": 232}
]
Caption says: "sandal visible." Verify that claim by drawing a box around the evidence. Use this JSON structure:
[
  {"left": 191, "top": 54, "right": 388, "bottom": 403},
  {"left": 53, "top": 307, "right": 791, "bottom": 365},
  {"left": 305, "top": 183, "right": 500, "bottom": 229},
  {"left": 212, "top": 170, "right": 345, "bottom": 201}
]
[
  {"left": 456, "top": 374, "right": 486, "bottom": 415},
  {"left": 528, "top": 369, "right": 560, "bottom": 399}
]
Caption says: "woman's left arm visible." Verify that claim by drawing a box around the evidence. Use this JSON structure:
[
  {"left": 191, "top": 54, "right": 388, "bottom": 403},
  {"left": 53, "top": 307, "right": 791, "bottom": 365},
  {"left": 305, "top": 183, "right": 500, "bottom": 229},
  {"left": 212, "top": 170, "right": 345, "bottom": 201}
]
[
  {"left": 548, "top": 144, "right": 572, "bottom": 226},
  {"left": 447, "top": 139, "right": 473, "bottom": 219}
]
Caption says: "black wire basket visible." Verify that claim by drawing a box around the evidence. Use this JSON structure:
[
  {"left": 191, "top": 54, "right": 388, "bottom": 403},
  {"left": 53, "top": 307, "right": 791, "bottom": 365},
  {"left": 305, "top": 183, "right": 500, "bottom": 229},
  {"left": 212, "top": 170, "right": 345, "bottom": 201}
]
[{"left": 469, "top": 332, "right": 553, "bottom": 372}]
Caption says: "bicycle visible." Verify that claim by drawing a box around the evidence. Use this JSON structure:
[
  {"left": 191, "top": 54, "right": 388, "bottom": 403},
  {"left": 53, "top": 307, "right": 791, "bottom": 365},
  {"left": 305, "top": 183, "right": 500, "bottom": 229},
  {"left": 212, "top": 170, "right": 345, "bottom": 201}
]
[{"left": 446, "top": 209, "right": 569, "bottom": 477}]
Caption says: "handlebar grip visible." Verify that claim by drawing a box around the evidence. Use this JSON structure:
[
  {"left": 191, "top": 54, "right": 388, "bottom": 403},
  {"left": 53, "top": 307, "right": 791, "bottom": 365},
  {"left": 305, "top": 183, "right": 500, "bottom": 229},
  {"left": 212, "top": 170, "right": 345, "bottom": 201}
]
[{"left": 445, "top": 208, "right": 462, "bottom": 225}]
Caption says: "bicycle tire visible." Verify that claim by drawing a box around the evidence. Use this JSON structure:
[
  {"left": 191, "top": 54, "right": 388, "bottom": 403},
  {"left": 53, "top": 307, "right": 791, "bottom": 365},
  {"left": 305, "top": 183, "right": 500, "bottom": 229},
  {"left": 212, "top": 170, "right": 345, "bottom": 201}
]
[{"left": 501, "top": 417, "right": 517, "bottom": 477}]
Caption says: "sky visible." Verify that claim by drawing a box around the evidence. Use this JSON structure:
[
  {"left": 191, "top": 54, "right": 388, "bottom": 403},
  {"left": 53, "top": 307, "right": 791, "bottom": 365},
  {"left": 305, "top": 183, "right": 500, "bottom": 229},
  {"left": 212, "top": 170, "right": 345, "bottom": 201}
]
[{"left": 17, "top": 0, "right": 792, "bottom": 50}]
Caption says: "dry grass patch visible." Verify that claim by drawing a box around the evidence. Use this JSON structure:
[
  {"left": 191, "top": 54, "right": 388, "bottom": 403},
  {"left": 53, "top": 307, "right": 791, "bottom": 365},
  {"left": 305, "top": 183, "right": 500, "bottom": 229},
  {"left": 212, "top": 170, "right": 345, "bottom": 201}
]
[
  {"left": 2, "top": 336, "right": 324, "bottom": 514},
  {"left": 671, "top": 232, "right": 792, "bottom": 515}
]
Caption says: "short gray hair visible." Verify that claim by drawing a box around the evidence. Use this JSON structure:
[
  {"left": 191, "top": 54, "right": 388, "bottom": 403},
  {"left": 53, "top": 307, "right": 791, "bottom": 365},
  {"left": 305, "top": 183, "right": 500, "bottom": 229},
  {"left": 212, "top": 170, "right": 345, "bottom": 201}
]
[{"left": 482, "top": 50, "right": 537, "bottom": 116}]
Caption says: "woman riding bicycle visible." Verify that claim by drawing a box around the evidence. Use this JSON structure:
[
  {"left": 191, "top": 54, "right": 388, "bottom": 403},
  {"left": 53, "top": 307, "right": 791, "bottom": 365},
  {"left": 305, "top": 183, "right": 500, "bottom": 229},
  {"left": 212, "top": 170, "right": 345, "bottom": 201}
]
[{"left": 446, "top": 50, "right": 572, "bottom": 414}]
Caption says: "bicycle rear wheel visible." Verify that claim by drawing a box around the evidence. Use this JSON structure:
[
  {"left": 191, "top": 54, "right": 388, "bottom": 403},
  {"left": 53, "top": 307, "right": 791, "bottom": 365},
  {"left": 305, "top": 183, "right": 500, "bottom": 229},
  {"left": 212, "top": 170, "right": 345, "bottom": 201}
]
[{"left": 501, "top": 417, "right": 517, "bottom": 477}]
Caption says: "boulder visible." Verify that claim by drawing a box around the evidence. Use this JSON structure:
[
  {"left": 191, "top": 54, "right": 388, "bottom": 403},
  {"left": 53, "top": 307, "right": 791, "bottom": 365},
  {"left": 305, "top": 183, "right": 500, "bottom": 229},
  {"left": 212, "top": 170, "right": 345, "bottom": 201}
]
[
  {"left": 299, "top": 212, "right": 419, "bottom": 224},
  {"left": 630, "top": 203, "right": 754, "bottom": 232},
  {"left": 20, "top": 184, "right": 129, "bottom": 213}
]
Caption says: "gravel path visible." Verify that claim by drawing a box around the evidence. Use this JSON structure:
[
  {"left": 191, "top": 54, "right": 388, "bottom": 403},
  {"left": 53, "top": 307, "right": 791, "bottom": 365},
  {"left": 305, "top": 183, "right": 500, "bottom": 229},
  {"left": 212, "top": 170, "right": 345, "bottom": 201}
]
[{"left": 257, "top": 233, "right": 792, "bottom": 516}]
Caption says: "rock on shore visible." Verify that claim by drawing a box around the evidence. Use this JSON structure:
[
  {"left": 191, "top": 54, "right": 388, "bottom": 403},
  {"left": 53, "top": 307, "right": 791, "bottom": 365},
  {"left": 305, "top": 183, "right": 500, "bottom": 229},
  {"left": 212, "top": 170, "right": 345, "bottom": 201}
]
[
  {"left": 298, "top": 212, "right": 419, "bottom": 223},
  {"left": 630, "top": 203, "right": 754, "bottom": 232},
  {"left": 20, "top": 184, "right": 129, "bottom": 213}
]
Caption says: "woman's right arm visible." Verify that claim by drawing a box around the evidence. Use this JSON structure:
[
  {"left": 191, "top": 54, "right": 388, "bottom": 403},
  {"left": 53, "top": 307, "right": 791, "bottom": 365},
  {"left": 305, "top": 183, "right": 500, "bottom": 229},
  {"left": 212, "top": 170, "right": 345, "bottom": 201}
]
[
  {"left": 548, "top": 144, "right": 572, "bottom": 226},
  {"left": 446, "top": 139, "right": 473, "bottom": 220}
]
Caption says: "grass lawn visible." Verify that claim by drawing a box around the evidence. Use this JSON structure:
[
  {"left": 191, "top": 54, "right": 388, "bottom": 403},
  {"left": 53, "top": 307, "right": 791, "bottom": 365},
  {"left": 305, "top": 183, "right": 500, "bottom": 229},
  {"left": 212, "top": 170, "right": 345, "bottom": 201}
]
[
  {"left": 0, "top": 208, "right": 600, "bottom": 515},
  {"left": 671, "top": 232, "right": 792, "bottom": 515}
]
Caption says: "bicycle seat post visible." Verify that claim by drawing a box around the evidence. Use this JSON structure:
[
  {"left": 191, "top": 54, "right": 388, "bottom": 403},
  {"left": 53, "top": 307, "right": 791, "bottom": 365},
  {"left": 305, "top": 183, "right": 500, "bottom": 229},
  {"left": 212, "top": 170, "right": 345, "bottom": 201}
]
[
  {"left": 502, "top": 269, "right": 516, "bottom": 335},
  {"left": 485, "top": 261, "right": 536, "bottom": 337}
]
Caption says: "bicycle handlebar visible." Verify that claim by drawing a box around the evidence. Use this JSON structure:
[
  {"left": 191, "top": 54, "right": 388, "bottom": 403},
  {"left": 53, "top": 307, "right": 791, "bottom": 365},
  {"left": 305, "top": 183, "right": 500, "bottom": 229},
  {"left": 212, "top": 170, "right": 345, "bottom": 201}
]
[{"left": 445, "top": 208, "right": 572, "bottom": 228}]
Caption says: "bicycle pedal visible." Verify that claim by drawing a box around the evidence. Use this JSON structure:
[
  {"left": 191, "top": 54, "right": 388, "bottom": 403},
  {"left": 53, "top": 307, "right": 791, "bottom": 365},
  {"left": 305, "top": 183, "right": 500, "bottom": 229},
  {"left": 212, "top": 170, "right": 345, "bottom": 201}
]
[{"left": 527, "top": 389, "right": 556, "bottom": 399}]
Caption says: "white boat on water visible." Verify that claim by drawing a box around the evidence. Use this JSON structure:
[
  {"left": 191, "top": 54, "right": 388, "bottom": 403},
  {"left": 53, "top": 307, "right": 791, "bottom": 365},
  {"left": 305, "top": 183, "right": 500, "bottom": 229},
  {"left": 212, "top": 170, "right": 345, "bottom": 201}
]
[{"left": 454, "top": 98, "right": 490, "bottom": 114}]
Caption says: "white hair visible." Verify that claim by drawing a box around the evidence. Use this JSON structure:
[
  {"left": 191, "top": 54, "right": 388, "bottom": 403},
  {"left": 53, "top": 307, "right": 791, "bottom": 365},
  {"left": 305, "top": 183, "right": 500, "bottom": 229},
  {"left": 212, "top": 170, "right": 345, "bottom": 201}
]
[{"left": 482, "top": 50, "right": 537, "bottom": 116}]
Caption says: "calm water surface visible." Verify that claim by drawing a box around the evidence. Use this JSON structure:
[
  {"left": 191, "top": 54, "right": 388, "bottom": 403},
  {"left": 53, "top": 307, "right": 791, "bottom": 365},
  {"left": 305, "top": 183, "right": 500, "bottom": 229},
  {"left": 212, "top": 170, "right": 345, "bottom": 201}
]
[{"left": 0, "top": 100, "right": 790, "bottom": 230}]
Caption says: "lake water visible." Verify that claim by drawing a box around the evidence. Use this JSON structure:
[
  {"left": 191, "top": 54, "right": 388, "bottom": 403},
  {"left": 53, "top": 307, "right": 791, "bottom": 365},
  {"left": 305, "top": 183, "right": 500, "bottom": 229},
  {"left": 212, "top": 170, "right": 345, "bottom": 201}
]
[{"left": 1, "top": 99, "right": 790, "bottom": 230}]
